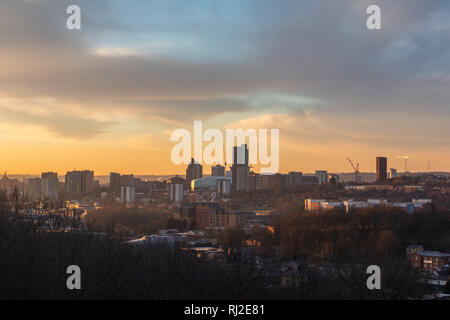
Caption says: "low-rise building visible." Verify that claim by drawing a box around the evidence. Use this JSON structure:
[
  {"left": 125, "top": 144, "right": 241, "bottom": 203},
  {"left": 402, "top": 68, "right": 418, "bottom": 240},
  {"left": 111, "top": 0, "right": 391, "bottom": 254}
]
[
  {"left": 195, "top": 203, "right": 225, "bottom": 229},
  {"left": 305, "top": 199, "right": 326, "bottom": 211},
  {"left": 305, "top": 198, "right": 432, "bottom": 214},
  {"left": 411, "top": 251, "right": 450, "bottom": 271},
  {"left": 315, "top": 170, "right": 328, "bottom": 185},
  {"left": 406, "top": 244, "right": 424, "bottom": 259}
]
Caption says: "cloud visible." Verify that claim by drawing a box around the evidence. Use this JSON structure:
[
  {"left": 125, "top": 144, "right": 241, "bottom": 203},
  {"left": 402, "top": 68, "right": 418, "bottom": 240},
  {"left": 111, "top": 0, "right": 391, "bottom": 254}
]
[
  {"left": 2, "top": 0, "right": 450, "bottom": 111},
  {"left": 0, "top": 105, "right": 114, "bottom": 139},
  {"left": 0, "top": 0, "right": 449, "bottom": 169},
  {"left": 94, "top": 47, "right": 141, "bottom": 57},
  {"left": 223, "top": 108, "right": 450, "bottom": 172}
]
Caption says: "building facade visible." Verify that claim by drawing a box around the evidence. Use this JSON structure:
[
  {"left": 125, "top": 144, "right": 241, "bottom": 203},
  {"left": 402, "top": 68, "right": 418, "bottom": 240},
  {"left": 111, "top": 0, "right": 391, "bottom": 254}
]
[
  {"left": 195, "top": 203, "right": 248, "bottom": 229},
  {"left": 195, "top": 203, "right": 224, "bottom": 229},
  {"left": 315, "top": 170, "right": 328, "bottom": 185},
  {"left": 169, "top": 183, "right": 184, "bottom": 202},
  {"left": 217, "top": 178, "right": 231, "bottom": 197},
  {"left": 27, "top": 178, "right": 42, "bottom": 200},
  {"left": 389, "top": 168, "right": 397, "bottom": 179},
  {"left": 41, "top": 172, "right": 59, "bottom": 200},
  {"left": 109, "top": 172, "right": 121, "bottom": 195},
  {"left": 231, "top": 144, "right": 250, "bottom": 192},
  {"left": 186, "top": 158, "right": 203, "bottom": 189},
  {"left": 65, "top": 170, "right": 94, "bottom": 197},
  {"left": 376, "top": 157, "right": 387, "bottom": 182},
  {"left": 121, "top": 186, "right": 135, "bottom": 206},
  {"left": 211, "top": 165, "right": 225, "bottom": 177},
  {"left": 411, "top": 251, "right": 450, "bottom": 270}
]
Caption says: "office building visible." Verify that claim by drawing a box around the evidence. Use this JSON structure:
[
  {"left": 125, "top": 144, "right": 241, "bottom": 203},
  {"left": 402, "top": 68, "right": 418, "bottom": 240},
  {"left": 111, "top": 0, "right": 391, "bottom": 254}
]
[
  {"left": 211, "top": 164, "right": 225, "bottom": 177},
  {"left": 328, "top": 173, "right": 340, "bottom": 185},
  {"left": 191, "top": 176, "right": 231, "bottom": 190},
  {"left": 186, "top": 158, "right": 203, "bottom": 189},
  {"left": 232, "top": 165, "right": 250, "bottom": 192},
  {"left": 195, "top": 203, "right": 224, "bottom": 229},
  {"left": 249, "top": 172, "right": 257, "bottom": 192},
  {"left": 233, "top": 144, "right": 249, "bottom": 165},
  {"left": 389, "top": 168, "right": 397, "bottom": 179},
  {"left": 376, "top": 157, "right": 388, "bottom": 181},
  {"left": 120, "top": 174, "right": 135, "bottom": 187},
  {"left": 121, "top": 186, "right": 135, "bottom": 206},
  {"left": 315, "top": 170, "right": 328, "bottom": 185},
  {"left": 217, "top": 178, "right": 231, "bottom": 197},
  {"left": 0, "top": 173, "right": 24, "bottom": 195},
  {"left": 286, "top": 172, "right": 303, "bottom": 187},
  {"left": 169, "top": 183, "right": 184, "bottom": 202},
  {"left": 231, "top": 144, "right": 250, "bottom": 192},
  {"left": 41, "top": 172, "right": 59, "bottom": 200},
  {"left": 28, "top": 178, "right": 42, "bottom": 200},
  {"left": 65, "top": 170, "right": 94, "bottom": 196},
  {"left": 109, "top": 172, "right": 121, "bottom": 195},
  {"left": 168, "top": 176, "right": 186, "bottom": 202}
]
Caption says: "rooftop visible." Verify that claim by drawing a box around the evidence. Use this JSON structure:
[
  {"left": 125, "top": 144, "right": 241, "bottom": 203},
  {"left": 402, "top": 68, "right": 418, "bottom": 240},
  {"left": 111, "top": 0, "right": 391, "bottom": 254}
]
[{"left": 417, "top": 251, "right": 450, "bottom": 258}]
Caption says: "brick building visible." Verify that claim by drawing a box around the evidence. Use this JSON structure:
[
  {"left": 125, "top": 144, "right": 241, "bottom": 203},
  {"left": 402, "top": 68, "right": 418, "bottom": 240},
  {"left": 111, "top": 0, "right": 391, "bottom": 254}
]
[
  {"left": 210, "top": 211, "right": 247, "bottom": 229},
  {"left": 195, "top": 203, "right": 225, "bottom": 229},
  {"left": 195, "top": 203, "right": 247, "bottom": 229},
  {"left": 411, "top": 251, "right": 450, "bottom": 271}
]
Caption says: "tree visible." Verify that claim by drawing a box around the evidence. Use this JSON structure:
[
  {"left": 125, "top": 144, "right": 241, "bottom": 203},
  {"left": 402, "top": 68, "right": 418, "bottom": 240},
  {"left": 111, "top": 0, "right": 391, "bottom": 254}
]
[
  {"left": 189, "top": 219, "right": 197, "bottom": 231},
  {"left": 220, "top": 226, "right": 246, "bottom": 250},
  {"left": 251, "top": 226, "right": 275, "bottom": 247},
  {"left": 166, "top": 217, "right": 187, "bottom": 232}
]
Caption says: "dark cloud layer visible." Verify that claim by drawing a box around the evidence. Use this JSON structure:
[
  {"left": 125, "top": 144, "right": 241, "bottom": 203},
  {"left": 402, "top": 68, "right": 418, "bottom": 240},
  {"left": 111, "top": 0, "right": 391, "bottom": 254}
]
[{"left": 0, "top": 0, "right": 449, "bottom": 144}]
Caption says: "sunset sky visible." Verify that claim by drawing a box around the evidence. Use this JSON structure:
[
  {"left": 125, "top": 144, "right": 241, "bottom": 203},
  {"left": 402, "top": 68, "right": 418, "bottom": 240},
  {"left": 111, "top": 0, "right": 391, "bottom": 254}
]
[{"left": 1, "top": 0, "right": 449, "bottom": 175}]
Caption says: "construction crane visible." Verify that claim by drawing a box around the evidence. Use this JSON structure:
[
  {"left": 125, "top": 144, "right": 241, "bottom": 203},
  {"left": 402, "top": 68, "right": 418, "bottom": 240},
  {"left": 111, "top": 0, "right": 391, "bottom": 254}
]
[
  {"left": 347, "top": 158, "right": 361, "bottom": 183},
  {"left": 396, "top": 155, "right": 411, "bottom": 176}
]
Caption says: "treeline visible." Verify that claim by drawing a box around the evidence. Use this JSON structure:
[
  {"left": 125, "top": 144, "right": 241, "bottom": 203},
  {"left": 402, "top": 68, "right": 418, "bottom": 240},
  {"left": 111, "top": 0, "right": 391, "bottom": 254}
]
[
  {"left": 277, "top": 207, "right": 449, "bottom": 261},
  {"left": 83, "top": 205, "right": 168, "bottom": 238},
  {"left": 0, "top": 204, "right": 269, "bottom": 299},
  {"left": 0, "top": 199, "right": 436, "bottom": 299}
]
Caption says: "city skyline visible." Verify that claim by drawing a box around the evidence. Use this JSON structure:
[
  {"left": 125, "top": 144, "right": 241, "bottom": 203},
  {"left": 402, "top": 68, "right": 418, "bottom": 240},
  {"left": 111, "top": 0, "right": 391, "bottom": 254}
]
[
  {"left": 2, "top": 0, "right": 450, "bottom": 304},
  {"left": 0, "top": 150, "right": 447, "bottom": 177},
  {"left": 1, "top": 0, "right": 450, "bottom": 175}
]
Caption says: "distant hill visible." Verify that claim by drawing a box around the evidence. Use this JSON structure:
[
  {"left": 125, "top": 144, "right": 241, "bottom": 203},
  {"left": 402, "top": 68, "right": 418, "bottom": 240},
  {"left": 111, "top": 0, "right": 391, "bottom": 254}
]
[
  {"left": 92, "top": 175, "right": 186, "bottom": 185},
  {"left": 338, "top": 172, "right": 376, "bottom": 183},
  {"left": 3, "top": 174, "right": 185, "bottom": 185},
  {"left": 337, "top": 172, "right": 450, "bottom": 183}
]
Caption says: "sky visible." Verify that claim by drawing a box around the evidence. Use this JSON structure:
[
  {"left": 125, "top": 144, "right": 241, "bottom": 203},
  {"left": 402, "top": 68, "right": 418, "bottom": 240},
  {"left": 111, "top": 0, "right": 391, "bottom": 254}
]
[{"left": 0, "top": 0, "right": 449, "bottom": 175}]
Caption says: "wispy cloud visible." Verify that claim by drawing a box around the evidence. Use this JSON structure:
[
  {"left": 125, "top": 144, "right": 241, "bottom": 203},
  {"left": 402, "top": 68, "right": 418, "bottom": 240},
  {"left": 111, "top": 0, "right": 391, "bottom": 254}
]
[
  {"left": 93, "top": 47, "right": 141, "bottom": 57},
  {"left": 0, "top": 105, "right": 114, "bottom": 139}
]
